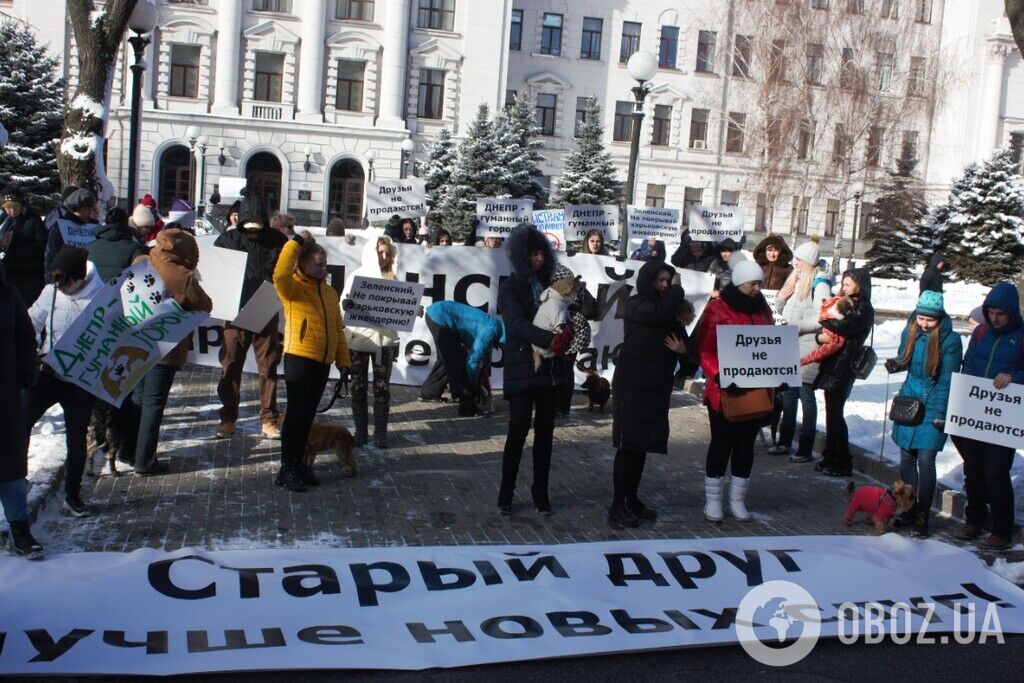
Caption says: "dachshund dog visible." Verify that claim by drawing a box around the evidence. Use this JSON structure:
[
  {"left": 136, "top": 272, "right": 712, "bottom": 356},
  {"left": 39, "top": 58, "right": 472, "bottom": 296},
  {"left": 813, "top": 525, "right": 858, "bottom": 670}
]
[
  {"left": 582, "top": 369, "right": 611, "bottom": 413},
  {"left": 845, "top": 480, "right": 916, "bottom": 535}
]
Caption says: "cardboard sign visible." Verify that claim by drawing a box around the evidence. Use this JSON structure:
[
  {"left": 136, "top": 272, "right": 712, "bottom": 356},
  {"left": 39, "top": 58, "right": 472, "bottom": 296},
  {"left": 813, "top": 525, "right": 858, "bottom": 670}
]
[
  {"left": 564, "top": 204, "right": 619, "bottom": 241},
  {"left": 687, "top": 206, "right": 745, "bottom": 242},
  {"left": 627, "top": 206, "right": 680, "bottom": 240},
  {"left": 57, "top": 218, "right": 98, "bottom": 248},
  {"left": 532, "top": 209, "right": 566, "bottom": 252},
  {"left": 196, "top": 244, "right": 247, "bottom": 321},
  {"left": 716, "top": 324, "right": 800, "bottom": 388},
  {"left": 944, "top": 373, "right": 1024, "bottom": 450},
  {"left": 476, "top": 198, "right": 534, "bottom": 238},
  {"left": 344, "top": 275, "right": 425, "bottom": 333},
  {"left": 365, "top": 178, "right": 427, "bottom": 222},
  {"left": 231, "top": 281, "right": 283, "bottom": 333},
  {"left": 761, "top": 289, "right": 787, "bottom": 325},
  {"left": 217, "top": 176, "right": 247, "bottom": 199}
]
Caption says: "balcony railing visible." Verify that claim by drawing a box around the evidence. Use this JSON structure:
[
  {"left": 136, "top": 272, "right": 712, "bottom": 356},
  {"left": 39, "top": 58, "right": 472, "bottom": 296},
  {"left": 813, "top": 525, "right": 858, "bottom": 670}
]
[{"left": 250, "top": 103, "right": 285, "bottom": 120}]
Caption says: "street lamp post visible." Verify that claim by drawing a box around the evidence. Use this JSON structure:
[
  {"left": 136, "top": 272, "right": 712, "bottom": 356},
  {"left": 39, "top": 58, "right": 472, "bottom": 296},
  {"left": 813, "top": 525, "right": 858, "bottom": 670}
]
[
  {"left": 365, "top": 149, "right": 377, "bottom": 182},
  {"left": 185, "top": 126, "right": 208, "bottom": 217},
  {"left": 400, "top": 138, "right": 415, "bottom": 179},
  {"left": 849, "top": 187, "right": 864, "bottom": 267},
  {"left": 620, "top": 50, "right": 658, "bottom": 260},
  {"left": 126, "top": 0, "right": 159, "bottom": 209}
]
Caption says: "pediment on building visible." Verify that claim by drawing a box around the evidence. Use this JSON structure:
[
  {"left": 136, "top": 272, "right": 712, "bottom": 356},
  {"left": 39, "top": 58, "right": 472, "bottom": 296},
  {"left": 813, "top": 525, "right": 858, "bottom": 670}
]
[
  {"left": 244, "top": 19, "right": 300, "bottom": 46},
  {"left": 410, "top": 38, "right": 464, "bottom": 64},
  {"left": 525, "top": 70, "right": 571, "bottom": 89},
  {"left": 163, "top": 16, "right": 216, "bottom": 36},
  {"left": 647, "top": 82, "right": 687, "bottom": 101},
  {"left": 326, "top": 29, "right": 382, "bottom": 51}
]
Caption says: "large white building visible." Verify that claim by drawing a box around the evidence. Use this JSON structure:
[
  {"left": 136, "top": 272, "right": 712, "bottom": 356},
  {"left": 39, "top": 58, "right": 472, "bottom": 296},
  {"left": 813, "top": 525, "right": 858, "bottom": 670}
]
[{"left": 2, "top": 0, "right": 1022, "bottom": 249}]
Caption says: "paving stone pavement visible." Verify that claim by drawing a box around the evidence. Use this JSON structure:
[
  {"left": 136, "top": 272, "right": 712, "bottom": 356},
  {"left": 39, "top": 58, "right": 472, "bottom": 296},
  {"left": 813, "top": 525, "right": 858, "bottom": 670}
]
[{"left": 34, "top": 363, "right": 974, "bottom": 553}]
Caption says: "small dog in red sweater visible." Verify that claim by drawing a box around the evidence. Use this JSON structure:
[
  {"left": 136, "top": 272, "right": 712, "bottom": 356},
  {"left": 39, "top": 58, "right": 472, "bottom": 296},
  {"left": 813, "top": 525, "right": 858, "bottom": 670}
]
[{"left": 845, "top": 480, "right": 916, "bottom": 535}]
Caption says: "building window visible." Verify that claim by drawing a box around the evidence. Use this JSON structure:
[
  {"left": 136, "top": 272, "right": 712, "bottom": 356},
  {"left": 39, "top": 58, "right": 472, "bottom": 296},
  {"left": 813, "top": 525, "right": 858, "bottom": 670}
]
[
  {"left": 535, "top": 93, "right": 557, "bottom": 136},
  {"left": 769, "top": 39, "right": 786, "bottom": 82},
  {"left": 908, "top": 56, "right": 926, "bottom": 96},
  {"left": 417, "top": 0, "right": 455, "bottom": 31},
  {"left": 832, "top": 124, "right": 850, "bottom": 164},
  {"left": 646, "top": 184, "right": 666, "bottom": 208},
  {"left": 253, "top": 52, "right": 284, "bottom": 102},
  {"left": 806, "top": 43, "right": 824, "bottom": 85},
  {"left": 859, "top": 201, "right": 875, "bottom": 238},
  {"left": 580, "top": 17, "right": 602, "bottom": 60},
  {"left": 755, "top": 193, "right": 768, "bottom": 232},
  {"left": 866, "top": 126, "right": 883, "bottom": 167},
  {"left": 417, "top": 68, "right": 445, "bottom": 119},
  {"left": 336, "top": 0, "right": 373, "bottom": 20},
  {"left": 169, "top": 45, "right": 200, "bottom": 98},
  {"left": 540, "top": 13, "right": 563, "bottom": 56},
  {"left": 811, "top": 0, "right": 829, "bottom": 8},
  {"left": 253, "top": 0, "right": 290, "bottom": 11},
  {"left": 510, "top": 9, "right": 522, "bottom": 51},
  {"left": 689, "top": 108, "right": 709, "bottom": 148},
  {"left": 797, "top": 119, "right": 814, "bottom": 160},
  {"left": 876, "top": 52, "right": 894, "bottom": 92},
  {"left": 574, "top": 96, "right": 589, "bottom": 136},
  {"left": 682, "top": 187, "right": 703, "bottom": 226},
  {"left": 902, "top": 130, "right": 919, "bottom": 161},
  {"left": 726, "top": 112, "right": 745, "bottom": 153},
  {"left": 721, "top": 190, "right": 739, "bottom": 207},
  {"left": 824, "top": 199, "right": 840, "bottom": 237},
  {"left": 659, "top": 26, "right": 679, "bottom": 68},
  {"left": 652, "top": 104, "right": 672, "bottom": 146},
  {"left": 847, "top": 0, "right": 864, "bottom": 13},
  {"left": 732, "top": 34, "right": 752, "bottom": 78},
  {"left": 158, "top": 145, "right": 192, "bottom": 213},
  {"left": 881, "top": 0, "right": 898, "bottom": 18},
  {"left": 915, "top": 0, "right": 932, "bottom": 23},
  {"left": 613, "top": 100, "right": 634, "bottom": 142},
  {"left": 620, "top": 21, "right": 641, "bottom": 64},
  {"left": 335, "top": 59, "right": 364, "bottom": 111},
  {"left": 791, "top": 196, "right": 810, "bottom": 234},
  {"left": 696, "top": 30, "right": 716, "bottom": 73},
  {"left": 839, "top": 47, "right": 856, "bottom": 89}
]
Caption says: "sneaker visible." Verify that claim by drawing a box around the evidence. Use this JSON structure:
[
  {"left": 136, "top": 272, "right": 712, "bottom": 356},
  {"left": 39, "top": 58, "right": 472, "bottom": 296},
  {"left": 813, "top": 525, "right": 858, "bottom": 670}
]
[
  {"left": 956, "top": 524, "right": 982, "bottom": 541},
  {"left": 136, "top": 461, "right": 170, "bottom": 477},
  {"left": 215, "top": 421, "right": 236, "bottom": 439},
  {"left": 982, "top": 534, "right": 1012, "bottom": 551},
  {"left": 261, "top": 421, "right": 281, "bottom": 440},
  {"left": 607, "top": 502, "right": 641, "bottom": 529},
  {"left": 767, "top": 444, "right": 790, "bottom": 456},
  {"left": 63, "top": 495, "right": 90, "bottom": 518},
  {"left": 9, "top": 522, "right": 43, "bottom": 561},
  {"left": 789, "top": 453, "right": 812, "bottom": 463}
]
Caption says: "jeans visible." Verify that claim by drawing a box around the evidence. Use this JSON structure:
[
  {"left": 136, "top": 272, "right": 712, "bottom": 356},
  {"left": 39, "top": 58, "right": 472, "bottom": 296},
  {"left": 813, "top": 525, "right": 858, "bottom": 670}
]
[
  {"left": 281, "top": 354, "right": 330, "bottom": 468},
  {"left": 218, "top": 319, "right": 282, "bottom": 424},
  {"left": 961, "top": 438, "right": 1016, "bottom": 539},
  {"left": 498, "top": 385, "right": 556, "bottom": 506},
  {"left": 25, "top": 372, "right": 96, "bottom": 499},
  {"left": 822, "top": 384, "right": 853, "bottom": 472},
  {"left": 705, "top": 408, "right": 761, "bottom": 478},
  {"left": 0, "top": 478, "right": 28, "bottom": 524},
  {"left": 130, "top": 364, "right": 179, "bottom": 469},
  {"left": 780, "top": 384, "right": 817, "bottom": 441},
  {"left": 899, "top": 448, "right": 937, "bottom": 516}
]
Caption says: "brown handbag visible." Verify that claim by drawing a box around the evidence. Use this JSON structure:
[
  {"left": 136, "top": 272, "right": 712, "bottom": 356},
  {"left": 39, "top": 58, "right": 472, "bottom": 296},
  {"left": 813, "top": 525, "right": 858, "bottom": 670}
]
[{"left": 721, "top": 388, "right": 774, "bottom": 423}]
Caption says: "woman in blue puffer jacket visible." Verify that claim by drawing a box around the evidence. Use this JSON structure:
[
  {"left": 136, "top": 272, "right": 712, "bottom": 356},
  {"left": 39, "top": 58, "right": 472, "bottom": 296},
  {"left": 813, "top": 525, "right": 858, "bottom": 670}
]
[{"left": 884, "top": 290, "right": 962, "bottom": 538}]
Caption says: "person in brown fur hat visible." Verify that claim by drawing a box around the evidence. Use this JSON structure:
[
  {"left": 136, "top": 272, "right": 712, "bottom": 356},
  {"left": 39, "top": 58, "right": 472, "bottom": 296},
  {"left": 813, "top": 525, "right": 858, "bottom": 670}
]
[{"left": 752, "top": 234, "right": 794, "bottom": 290}]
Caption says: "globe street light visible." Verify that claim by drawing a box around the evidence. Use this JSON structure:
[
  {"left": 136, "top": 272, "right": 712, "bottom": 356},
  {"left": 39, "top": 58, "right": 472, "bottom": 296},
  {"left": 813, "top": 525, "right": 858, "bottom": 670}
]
[
  {"left": 400, "top": 138, "right": 416, "bottom": 179},
  {"left": 126, "top": 0, "right": 159, "bottom": 209},
  {"left": 621, "top": 50, "right": 658, "bottom": 260}
]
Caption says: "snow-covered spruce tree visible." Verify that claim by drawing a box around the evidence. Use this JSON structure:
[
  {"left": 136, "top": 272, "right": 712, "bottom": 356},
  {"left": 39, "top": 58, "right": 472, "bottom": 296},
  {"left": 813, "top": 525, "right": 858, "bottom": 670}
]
[
  {"left": 864, "top": 149, "right": 928, "bottom": 278},
  {"left": 945, "top": 147, "right": 1024, "bottom": 285},
  {"left": 438, "top": 104, "right": 504, "bottom": 239},
  {"left": 494, "top": 95, "right": 548, "bottom": 208},
  {"left": 420, "top": 127, "right": 457, "bottom": 226},
  {"left": 928, "top": 161, "right": 979, "bottom": 276},
  {"left": 0, "top": 20, "right": 65, "bottom": 210},
  {"left": 552, "top": 97, "right": 623, "bottom": 206}
]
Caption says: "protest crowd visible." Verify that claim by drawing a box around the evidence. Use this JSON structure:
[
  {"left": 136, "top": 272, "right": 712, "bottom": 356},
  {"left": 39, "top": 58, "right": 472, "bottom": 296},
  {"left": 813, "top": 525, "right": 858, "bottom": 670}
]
[{"left": 0, "top": 178, "right": 1019, "bottom": 563}]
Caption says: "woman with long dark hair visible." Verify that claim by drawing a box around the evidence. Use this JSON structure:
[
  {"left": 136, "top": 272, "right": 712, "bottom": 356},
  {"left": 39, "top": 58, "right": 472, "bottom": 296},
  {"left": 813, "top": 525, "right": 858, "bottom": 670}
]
[{"left": 581, "top": 229, "right": 607, "bottom": 255}]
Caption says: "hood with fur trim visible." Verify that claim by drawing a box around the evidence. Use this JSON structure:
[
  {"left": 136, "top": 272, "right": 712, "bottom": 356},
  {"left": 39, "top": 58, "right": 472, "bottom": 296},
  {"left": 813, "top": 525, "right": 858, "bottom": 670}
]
[
  {"left": 505, "top": 222, "right": 556, "bottom": 285},
  {"left": 752, "top": 234, "right": 793, "bottom": 267}
]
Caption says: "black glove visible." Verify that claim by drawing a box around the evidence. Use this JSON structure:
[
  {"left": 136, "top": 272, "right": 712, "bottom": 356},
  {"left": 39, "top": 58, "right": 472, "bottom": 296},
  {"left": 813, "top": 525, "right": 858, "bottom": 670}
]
[
  {"left": 884, "top": 358, "right": 903, "bottom": 374},
  {"left": 778, "top": 382, "right": 791, "bottom": 392},
  {"left": 723, "top": 382, "right": 744, "bottom": 396},
  {"left": 337, "top": 366, "right": 350, "bottom": 382},
  {"left": 292, "top": 234, "right": 305, "bottom": 246},
  {"left": 342, "top": 298, "right": 354, "bottom": 311}
]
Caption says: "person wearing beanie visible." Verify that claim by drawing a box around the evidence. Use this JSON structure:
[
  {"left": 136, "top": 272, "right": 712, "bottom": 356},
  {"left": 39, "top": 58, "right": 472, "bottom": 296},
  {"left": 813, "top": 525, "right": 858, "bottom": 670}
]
[
  {"left": 25, "top": 246, "right": 105, "bottom": 518},
  {"left": 968, "top": 305, "right": 985, "bottom": 333},
  {"left": 166, "top": 199, "right": 196, "bottom": 234},
  {"left": 1, "top": 184, "right": 49, "bottom": 306},
  {"left": 212, "top": 190, "right": 288, "bottom": 439},
  {"left": 883, "top": 290, "right": 962, "bottom": 539},
  {"left": 44, "top": 187, "right": 99, "bottom": 278},
  {"left": 697, "top": 258, "right": 773, "bottom": 523},
  {"left": 86, "top": 203, "right": 148, "bottom": 282},
  {"left": 708, "top": 238, "right": 740, "bottom": 297},
  {"left": 792, "top": 240, "right": 820, "bottom": 267},
  {"left": 227, "top": 199, "right": 242, "bottom": 226}
]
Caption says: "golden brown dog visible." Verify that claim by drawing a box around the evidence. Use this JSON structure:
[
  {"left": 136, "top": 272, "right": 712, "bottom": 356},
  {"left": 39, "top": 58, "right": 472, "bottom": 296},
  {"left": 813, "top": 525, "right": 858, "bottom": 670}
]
[
  {"left": 277, "top": 414, "right": 357, "bottom": 478},
  {"left": 844, "top": 480, "right": 916, "bottom": 534}
]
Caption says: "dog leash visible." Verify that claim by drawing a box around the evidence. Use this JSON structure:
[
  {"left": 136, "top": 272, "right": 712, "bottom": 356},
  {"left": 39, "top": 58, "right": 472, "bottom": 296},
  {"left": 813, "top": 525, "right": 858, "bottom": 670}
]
[
  {"left": 880, "top": 373, "right": 889, "bottom": 462},
  {"left": 318, "top": 375, "right": 350, "bottom": 414}
]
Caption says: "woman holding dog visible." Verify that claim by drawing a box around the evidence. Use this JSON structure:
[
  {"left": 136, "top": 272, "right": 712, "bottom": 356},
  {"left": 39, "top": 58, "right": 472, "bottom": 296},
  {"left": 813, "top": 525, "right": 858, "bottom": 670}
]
[
  {"left": 883, "top": 291, "right": 962, "bottom": 539},
  {"left": 697, "top": 260, "right": 775, "bottom": 522},
  {"left": 608, "top": 260, "right": 689, "bottom": 528},
  {"left": 274, "top": 231, "right": 351, "bottom": 492},
  {"left": 552, "top": 263, "right": 598, "bottom": 417}
]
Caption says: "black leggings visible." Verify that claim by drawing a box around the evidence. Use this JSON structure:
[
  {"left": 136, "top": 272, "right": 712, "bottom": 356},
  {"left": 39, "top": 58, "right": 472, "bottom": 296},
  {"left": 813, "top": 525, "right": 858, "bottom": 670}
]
[
  {"left": 498, "top": 386, "right": 556, "bottom": 506},
  {"left": 281, "top": 354, "right": 330, "bottom": 469},
  {"left": 612, "top": 449, "right": 647, "bottom": 506},
  {"left": 822, "top": 385, "right": 852, "bottom": 472},
  {"left": 705, "top": 408, "right": 760, "bottom": 478}
]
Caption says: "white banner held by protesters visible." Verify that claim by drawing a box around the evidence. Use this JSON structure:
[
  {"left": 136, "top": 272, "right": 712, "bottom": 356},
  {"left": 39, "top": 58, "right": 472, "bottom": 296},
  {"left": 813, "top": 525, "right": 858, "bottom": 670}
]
[
  {"left": 57, "top": 218, "right": 98, "bottom": 248},
  {"left": 627, "top": 206, "right": 680, "bottom": 240},
  {"left": 564, "top": 204, "right": 619, "bottom": 241},
  {"left": 687, "top": 206, "right": 745, "bottom": 242},
  {"left": 717, "top": 324, "right": 800, "bottom": 388},
  {"left": 944, "top": 372, "right": 1024, "bottom": 450},
  {"left": 476, "top": 198, "right": 534, "bottom": 238},
  {"left": 44, "top": 262, "right": 210, "bottom": 406},
  {"left": 532, "top": 209, "right": 566, "bottom": 252},
  {"left": 365, "top": 178, "right": 427, "bottom": 222},
  {"left": 344, "top": 275, "right": 426, "bottom": 333}
]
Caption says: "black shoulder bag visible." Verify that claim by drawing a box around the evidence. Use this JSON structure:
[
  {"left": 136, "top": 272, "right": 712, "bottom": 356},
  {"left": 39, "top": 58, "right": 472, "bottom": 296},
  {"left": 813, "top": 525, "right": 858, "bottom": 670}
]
[{"left": 851, "top": 323, "right": 877, "bottom": 380}]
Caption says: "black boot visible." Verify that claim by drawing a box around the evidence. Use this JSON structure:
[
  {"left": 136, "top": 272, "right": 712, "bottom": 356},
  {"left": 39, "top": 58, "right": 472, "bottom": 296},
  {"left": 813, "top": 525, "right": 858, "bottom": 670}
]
[
  {"left": 608, "top": 502, "right": 641, "bottom": 529},
  {"left": 283, "top": 468, "right": 307, "bottom": 493},
  {"left": 373, "top": 402, "right": 389, "bottom": 449},
  {"left": 893, "top": 502, "right": 917, "bottom": 528},
  {"left": 299, "top": 463, "right": 320, "bottom": 486},
  {"left": 275, "top": 464, "right": 288, "bottom": 487},
  {"left": 352, "top": 398, "right": 368, "bottom": 446},
  {"left": 790, "top": 433, "right": 815, "bottom": 463},
  {"left": 910, "top": 511, "right": 930, "bottom": 538},
  {"left": 9, "top": 521, "right": 43, "bottom": 560}
]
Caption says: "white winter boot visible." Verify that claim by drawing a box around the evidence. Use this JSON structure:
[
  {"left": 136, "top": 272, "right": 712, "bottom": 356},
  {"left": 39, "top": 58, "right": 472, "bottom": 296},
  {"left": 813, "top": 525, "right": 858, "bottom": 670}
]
[
  {"left": 704, "top": 476, "right": 724, "bottom": 523},
  {"left": 729, "top": 476, "right": 752, "bottom": 521}
]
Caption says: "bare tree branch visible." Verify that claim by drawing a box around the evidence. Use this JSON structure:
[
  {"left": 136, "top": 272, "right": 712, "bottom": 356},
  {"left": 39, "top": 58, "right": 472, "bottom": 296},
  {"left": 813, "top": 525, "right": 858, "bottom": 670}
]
[{"left": 1006, "top": 0, "right": 1024, "bottom": 58}]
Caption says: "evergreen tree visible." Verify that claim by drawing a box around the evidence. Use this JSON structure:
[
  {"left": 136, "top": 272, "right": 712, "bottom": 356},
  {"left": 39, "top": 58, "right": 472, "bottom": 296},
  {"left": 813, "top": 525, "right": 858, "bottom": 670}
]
[
  {"left": 420, "top": 127, "right": 457, "bottom": 226},
  {"left": 552, "top": 98, "right": 623, "bottom": 206},
  {"left": 493, "top": 95, "right": 548, "bottom": 207},
  {"left": 945, "top": 147, "right": 1024, "bottom": 285},
  {"left": 864, "top": 150, "right": 928, "bottom": 279},
  {"left": 928, "top": 161, "right": 979, "bottom": 276},
  {"left": 0, "top": 20, "right": 65, "bottom": 210},
  {"left": 438, "top": 104, "right": 504, "bottom": 239}
]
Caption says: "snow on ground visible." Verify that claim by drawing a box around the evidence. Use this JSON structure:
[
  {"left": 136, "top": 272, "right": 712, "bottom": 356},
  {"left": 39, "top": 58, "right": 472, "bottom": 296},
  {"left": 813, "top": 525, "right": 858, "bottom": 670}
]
[
  {"left": 990, "top": 558, "right": 1024, "bottom": 585},
  {"left": 0, "top": 407, "right": 71, "bottom": 526},
  {"left": 872, "top": 277, "right": 991, "bottom": 316}
]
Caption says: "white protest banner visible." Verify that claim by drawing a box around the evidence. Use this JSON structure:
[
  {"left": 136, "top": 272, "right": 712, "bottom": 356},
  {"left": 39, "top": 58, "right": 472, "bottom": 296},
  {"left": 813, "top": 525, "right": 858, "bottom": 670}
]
[
  {"left": 196, "top": 243, "right": 246, "bottom": 321},
  {"left": 716, "top": 324, "right": 800, "bottom": 388},
  {"left": 0, "top": 536, "right": 1021, "bottom": 675},
  {"left": 761, "top": 289, "right": 787, "bottom": 325},
  {"left": 564, "top": 204, "right": 619, "bottom": 241},
  {"left": 231, "top": 281, "right": 283, "bottom": 333},
  {"left": 44, "top": 262, "right": 210, "bottom": 406},
  {"left": 687, "top": 206, "right": 745, "bottom": 242},
  {"left": 344, "top": 275, "right": 425, "bottom": 333},
  {"left": 532, "top": 209, "right": 565, "bottom": 252},
  {"left": 365, "top": 178, "right": 427, "bottom": 222},
  {"left": 627, "top": 206, "right": 680, "bottom": 240},
  {"left": 57, "top": 218, "right": 98, "bottom": 248},
  {"left": 476, "top": 198, "right": 534, "bottom": 238},
  {"left": 944, "top": 373, "right": 1024, "bottom": 450}
]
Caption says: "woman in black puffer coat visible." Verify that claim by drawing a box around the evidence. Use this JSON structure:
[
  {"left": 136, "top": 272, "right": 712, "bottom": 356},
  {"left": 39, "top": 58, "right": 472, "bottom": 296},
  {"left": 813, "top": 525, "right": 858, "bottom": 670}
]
[
  {"left": 496, "top": 224, "right": 573, "bottom": 516},
  {"left": 609, "top": 261, "right": 689, "bottom": 528}
]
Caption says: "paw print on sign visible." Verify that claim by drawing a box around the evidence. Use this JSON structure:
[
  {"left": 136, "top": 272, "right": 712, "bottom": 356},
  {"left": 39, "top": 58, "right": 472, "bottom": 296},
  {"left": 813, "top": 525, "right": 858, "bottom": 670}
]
[
  {"left": 125, "top": 280, "right": 135, "bottom": 294},
  {"left": 149, "top": 291, "right": 163, "bottom": 305},
  {"left": 144, "top": 274, "right": 156, "bottom": 288}
]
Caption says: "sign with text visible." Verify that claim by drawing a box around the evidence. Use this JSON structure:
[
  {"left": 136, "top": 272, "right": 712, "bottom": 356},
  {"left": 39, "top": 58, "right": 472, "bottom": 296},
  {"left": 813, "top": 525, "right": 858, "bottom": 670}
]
[
  {"left": 627, "top": 206, "right": 680, "bottom": 240},
  {"left": 57, "top": 219, "right": 98, "bottom": 248},
  {"left": 365, "top": 178, "right": 427, "bottom": 222},
  {"left": 716, "top": 324, "right": 800, "bottom": 388},
  {"left": 944, "top": 373, "right": 1024, "bottom": 450},
  {"left": 564, "top": 204, "right": 619, "bottom": 241},
  {"left": 476, "top": 198, "right": 534, "bottom": 238},
  {"left": 761, "top": 290, "right": 787, "bottom": 325},
  {"left": 687, "top": 206, "right": 745, "bottom": 242},
  {"left": 344, "top": 276, "right": 425, "bottom": 333},
  {"left": 532, "top": 209, "right": 565, "bottom": 252},
  {"left": 43, "top": 262, "right": 209, "bottom": 406}
]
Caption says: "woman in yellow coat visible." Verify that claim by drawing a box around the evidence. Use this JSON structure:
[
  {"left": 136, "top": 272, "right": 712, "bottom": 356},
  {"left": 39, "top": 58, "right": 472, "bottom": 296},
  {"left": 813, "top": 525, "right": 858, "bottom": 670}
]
[{"left": 273, "top": 231, "right": 351, "bottom": 492}]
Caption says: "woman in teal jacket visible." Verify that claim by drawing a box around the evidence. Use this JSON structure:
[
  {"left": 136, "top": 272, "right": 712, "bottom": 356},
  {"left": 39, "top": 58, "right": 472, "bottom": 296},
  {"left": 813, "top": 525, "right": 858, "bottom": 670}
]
[{"left": 884, "top": 291, "right": 963, "bottom": 538}]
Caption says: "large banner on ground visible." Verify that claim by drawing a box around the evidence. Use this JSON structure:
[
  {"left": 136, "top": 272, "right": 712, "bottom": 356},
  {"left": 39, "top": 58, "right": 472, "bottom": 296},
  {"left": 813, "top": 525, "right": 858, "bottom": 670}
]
[{"left": 0, "top": 536, "right": 1020, "bottom": 675}]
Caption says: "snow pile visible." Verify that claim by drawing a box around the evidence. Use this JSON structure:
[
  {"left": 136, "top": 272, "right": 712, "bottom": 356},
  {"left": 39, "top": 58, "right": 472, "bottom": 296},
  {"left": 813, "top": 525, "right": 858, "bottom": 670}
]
[
  {"left": 871, "top": 278, "right": 990, "bottom": 316},
  {"left": 69, "top": 94, "right": 106, "bottom": 120},
  {"left": 990, "top": 558, "right": 1024, "bottom": 586}
]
